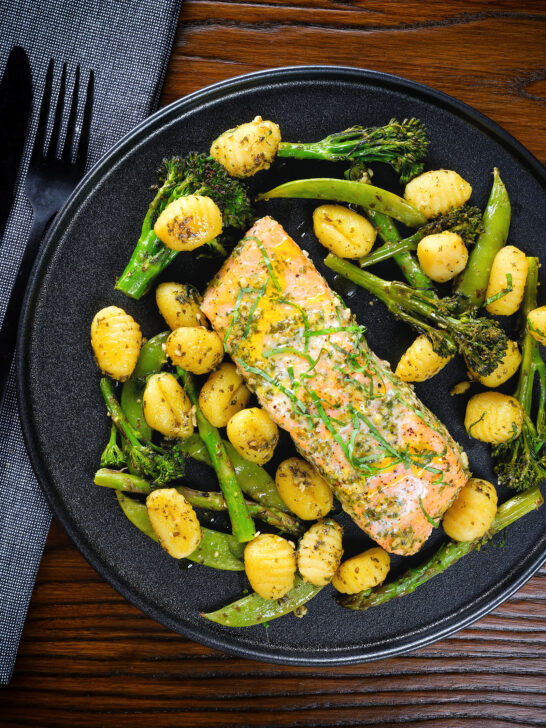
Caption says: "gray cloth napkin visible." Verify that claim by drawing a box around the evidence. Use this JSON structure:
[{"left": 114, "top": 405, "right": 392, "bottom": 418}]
[{"left": 0, "top": 0, "right": 182, "bottom": 684}]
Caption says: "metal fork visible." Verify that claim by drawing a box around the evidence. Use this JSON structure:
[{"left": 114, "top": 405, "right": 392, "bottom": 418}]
[{"left": 0, "top": 60, "right": 93, "bottom": 399}]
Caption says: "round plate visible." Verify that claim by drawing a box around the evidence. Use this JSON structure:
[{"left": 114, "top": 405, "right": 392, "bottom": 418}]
[{"left": 18, "top": 66, "right": 546, "bottom": 665}]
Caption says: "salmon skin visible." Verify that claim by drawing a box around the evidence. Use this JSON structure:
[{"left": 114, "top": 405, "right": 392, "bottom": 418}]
[{"left": 202, "top": 217, "right": 468, "bottom": 555}]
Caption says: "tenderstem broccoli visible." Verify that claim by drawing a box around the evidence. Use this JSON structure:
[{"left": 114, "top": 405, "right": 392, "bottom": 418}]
[
  {"left": 115, "top": 153, "right": 254, "bottom": 299},
  {"left": 359, "top": 204, "right": 483, "bottom": 270},
  {"left": 100, "top": 378, "right": 185, "bottom": 485},
  {"left": 324, "top": 254, "right": 509, "bottom": 378},
  {"left": 493, "top": 257, "right": 546, "bottom": 490},
  {"left": 278, "top": 118, "right": 428, "bottom": 184}
]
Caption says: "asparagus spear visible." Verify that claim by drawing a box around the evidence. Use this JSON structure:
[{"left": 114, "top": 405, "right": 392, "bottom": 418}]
[
  {"left": 339, "top": 486, "right": 543, "bottom": 611},
  {"left": 95, "top": 468, "right": 304, "bottom": 537},
  {"left": 177, "top": 367, "right": 256, "bottom": 543}
]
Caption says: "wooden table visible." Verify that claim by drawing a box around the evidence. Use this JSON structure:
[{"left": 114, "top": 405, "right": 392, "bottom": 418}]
[{"left": 4, "top": 2, "right": 546, "bottom": 726}]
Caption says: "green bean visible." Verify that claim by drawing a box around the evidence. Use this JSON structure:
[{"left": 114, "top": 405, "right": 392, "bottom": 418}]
[
  {"left": 177, "top": 367, "right": 256, "bottom": 543},
  {"left": 455, "top": 168, "right": 511, "bottom": 307},
  {"left": 202, "top": 575, "right": 323, "bottom": 626},
  {"left": 95, "top": 468, "right": 303, "bottom": 536},
  {"left": 257, "top": 178, "right": 427, "bottom": 228},
  {"left": 116, "top": 491, "right": 245, "bottom": 571},
  {"left": 121, "top": 331, "right": 170, "bottom": 437}
]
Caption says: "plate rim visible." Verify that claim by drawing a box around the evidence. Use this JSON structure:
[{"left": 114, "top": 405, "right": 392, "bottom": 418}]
[{"left": 16, "top": 64, "right": 546, "bottom": 666}]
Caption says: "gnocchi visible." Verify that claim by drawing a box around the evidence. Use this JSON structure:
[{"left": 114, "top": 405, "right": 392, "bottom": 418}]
[
  {"left": 244, "top": 533, "right": 296, "bottom": 599},
  {"left": 154, "top": 194, "right": 223, "bottom": 251},
  {"left": 166, "top": 326, "right": 223, "bottom": 375},
  {"left": 227, "top": 407, "right": 279, "bottom": 465},
  {"left": 527, "top": 306, "right": 546, "bottom": 345},
  {"left": 464, "top": 391, "right": 523, "bottom": 444},
  {"left": 143, "top": 372, "right": 194, "bottom": 439},
  {"left": 416, "top": 231, "right": 468, "bottom": 282},
  {"left": 156, "top": 282, "right": 208, "bottom": 330},
  {"left": 198, "top": 362, "right": 250, "bottom": 428},
  {"left": 486, "top": 246, "right": 528, "bottom": 316},
  {"left": 404, "top": 169, "right": 472, "bottom": 219},
  {"left": 395, "top": 334, "right": 453, "bottom": 382},
  {"left": 467, "top": 340, "right": 521, "bottom": 387},
  {"left": 313, "top": 204, "right": 377, "bottom": 258},
  {"left": 442, "top": 478, "right": 498, "bottom": 541},
  {"left": 297, "top": 519, "right": 343, "bottom": 586},
  {"left": 275, "top": 457, "right": 333, "bottom": 520},
  {"left": 332, "top": 546, "right": 390, "bottom": 594},
  {"left": 146, "top": 488, "right": 202, "bottom": 559},
  {"left": 91, "top": 305, "right": 142, "bottom": 381},
  {"left": 210, "top": 116, "right": 281, "bottom": 178}
]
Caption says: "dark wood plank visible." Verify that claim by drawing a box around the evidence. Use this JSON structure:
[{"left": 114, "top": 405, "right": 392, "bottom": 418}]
[{"left": 4, "top": 3, "right": 545, "bottom": 726}]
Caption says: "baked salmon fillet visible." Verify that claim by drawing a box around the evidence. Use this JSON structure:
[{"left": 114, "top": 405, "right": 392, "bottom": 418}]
[{"left": 202, "top": 217, "right": 468, "bottom": 555}]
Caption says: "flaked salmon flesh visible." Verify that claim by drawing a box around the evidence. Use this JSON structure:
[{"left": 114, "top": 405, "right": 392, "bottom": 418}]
[{"left": 202, "top": 217, "right": 468, "bottom": 555}]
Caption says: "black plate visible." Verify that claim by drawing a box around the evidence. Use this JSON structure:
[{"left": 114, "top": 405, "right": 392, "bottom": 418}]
[{"left": 18, "top": 66, "right": 546, "bottom": 665}]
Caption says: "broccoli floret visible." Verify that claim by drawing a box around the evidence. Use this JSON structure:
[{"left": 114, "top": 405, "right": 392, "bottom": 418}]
[{"left": 115, "top": 153, "right": 254, "bottom": 299}]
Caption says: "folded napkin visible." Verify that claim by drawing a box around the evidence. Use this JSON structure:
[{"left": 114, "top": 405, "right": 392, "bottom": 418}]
[{"left": 0, "top": 0, "right": 182, "bottom": 684}]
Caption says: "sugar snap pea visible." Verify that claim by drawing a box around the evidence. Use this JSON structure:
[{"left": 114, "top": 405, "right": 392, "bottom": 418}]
[
  {"left": 121, "top": 330, "right": 170, "bottom": 437},
  {"left": 455, "top": 168, "right": 511, "bottom": 307},
  {"left": 202, "top": 576, "right": 323, "bottom": 627},
  {"left": 95, "top": 468, "right": 303, "bottom": 536},
  {"left": 257, "top": 178, "right": 427, "bottom": 228},
  {"left": 116, "top": 491, "right": 245, "bottom": 570}
]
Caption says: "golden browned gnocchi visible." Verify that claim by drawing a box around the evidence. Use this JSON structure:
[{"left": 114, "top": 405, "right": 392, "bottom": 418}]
[
  {"left": 143, "top": 372, "right": 194, "bottom": 439},
  {"left": 486, "top": 246, "right": 529, "bottom": 316},
  {"left": 404, "top": 169, "right": 472, "bottom": 219},
  {"left": 442, "top": 478, "right": 498, "bottom": 541},
  {"left": 90, "top": 305, "right": 142, "bottom": 382},
  {"left": 156, "top": 282, "right": 208, "bottom": 330},
  {"left": 275, "top": 457, "right": 333, "bottom": 520},
  {"left": 244, "top": 533, "right": 296, "bottom": 599},
  {"left": 332, "top": 546, "right": 390, "bottom": 595},
  {"left": 527, "top": 306, "right": 546, "bottom": 345},
  {"left": 226, "top": 407, "right": 279, "bottom": 465},
  {"left": 313, "top": 204, "right": 377, "bottom": 258},
  {"left": 395, "top": 334, "right": 453, "bottom": 382},
  {"left": 467, "top": 340, "right": 521, "bottom": 387},
  {"left": 416, "top": 231, "right": 468, "bottom": 282},
  {"left": 198, "top": 362, "right": 250, "bottom": 428},
  {"left": 165, "top": 326, "right": 223, "bottom": 375},
  {"left": 154, "top": 194, "right": 223, "bottom": 251},
  {"left": 146, "top": 488, "right": 202, "bottom": 559},
  {"left": 297, "top": 519, "right": 343, "bottom": 586},
  {"left": 210, "top": 116, "right": 281, "bottom": 178},
  {"left": 464, "top": 391, "right": 523, "bottom": 444}
]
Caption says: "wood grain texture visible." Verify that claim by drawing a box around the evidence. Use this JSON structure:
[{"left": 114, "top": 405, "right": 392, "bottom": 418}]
[{"left": 3, "top": 2, "right": 545, "bottom": 726}]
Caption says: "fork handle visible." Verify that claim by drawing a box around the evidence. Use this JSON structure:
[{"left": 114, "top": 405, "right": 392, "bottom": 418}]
[{"left": 0, "top": 211, "right": 53, "bottom": 407}]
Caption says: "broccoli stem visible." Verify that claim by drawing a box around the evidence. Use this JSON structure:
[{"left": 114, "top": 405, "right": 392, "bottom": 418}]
[
  {"left": 365, "top": 209, "right": 435, "bottom": 294},
  {"left": 277, "top": 119, "right": 428, "bottom": 184},
  {"left": 518, "top": 258, "right": 540, "bottom": 414},
  {"left": 176, "top": 367, "right": 256, "bottom": 543},
  {"left": 94, "top": 468, "right": 303, "bottom": 537},
  {"left": 455, "top": 168, "right": 510, "bottom": 307},
  {"left": 339, "top": 486, "right": 543, "bottom": 611}
]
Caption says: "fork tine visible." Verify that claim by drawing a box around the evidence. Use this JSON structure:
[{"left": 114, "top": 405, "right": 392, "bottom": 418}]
[
  {"left": 29, "top": 59, "right": 54, "bottom": 163},
  {"left": 47, "top": 63, "right": 67, "bottom": 158},
  {"left": 75, "top": 69, "right": 94, "bottom": 171},
  {"left": 61, "top": 66, "right": 80, "bottom": 163}
]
